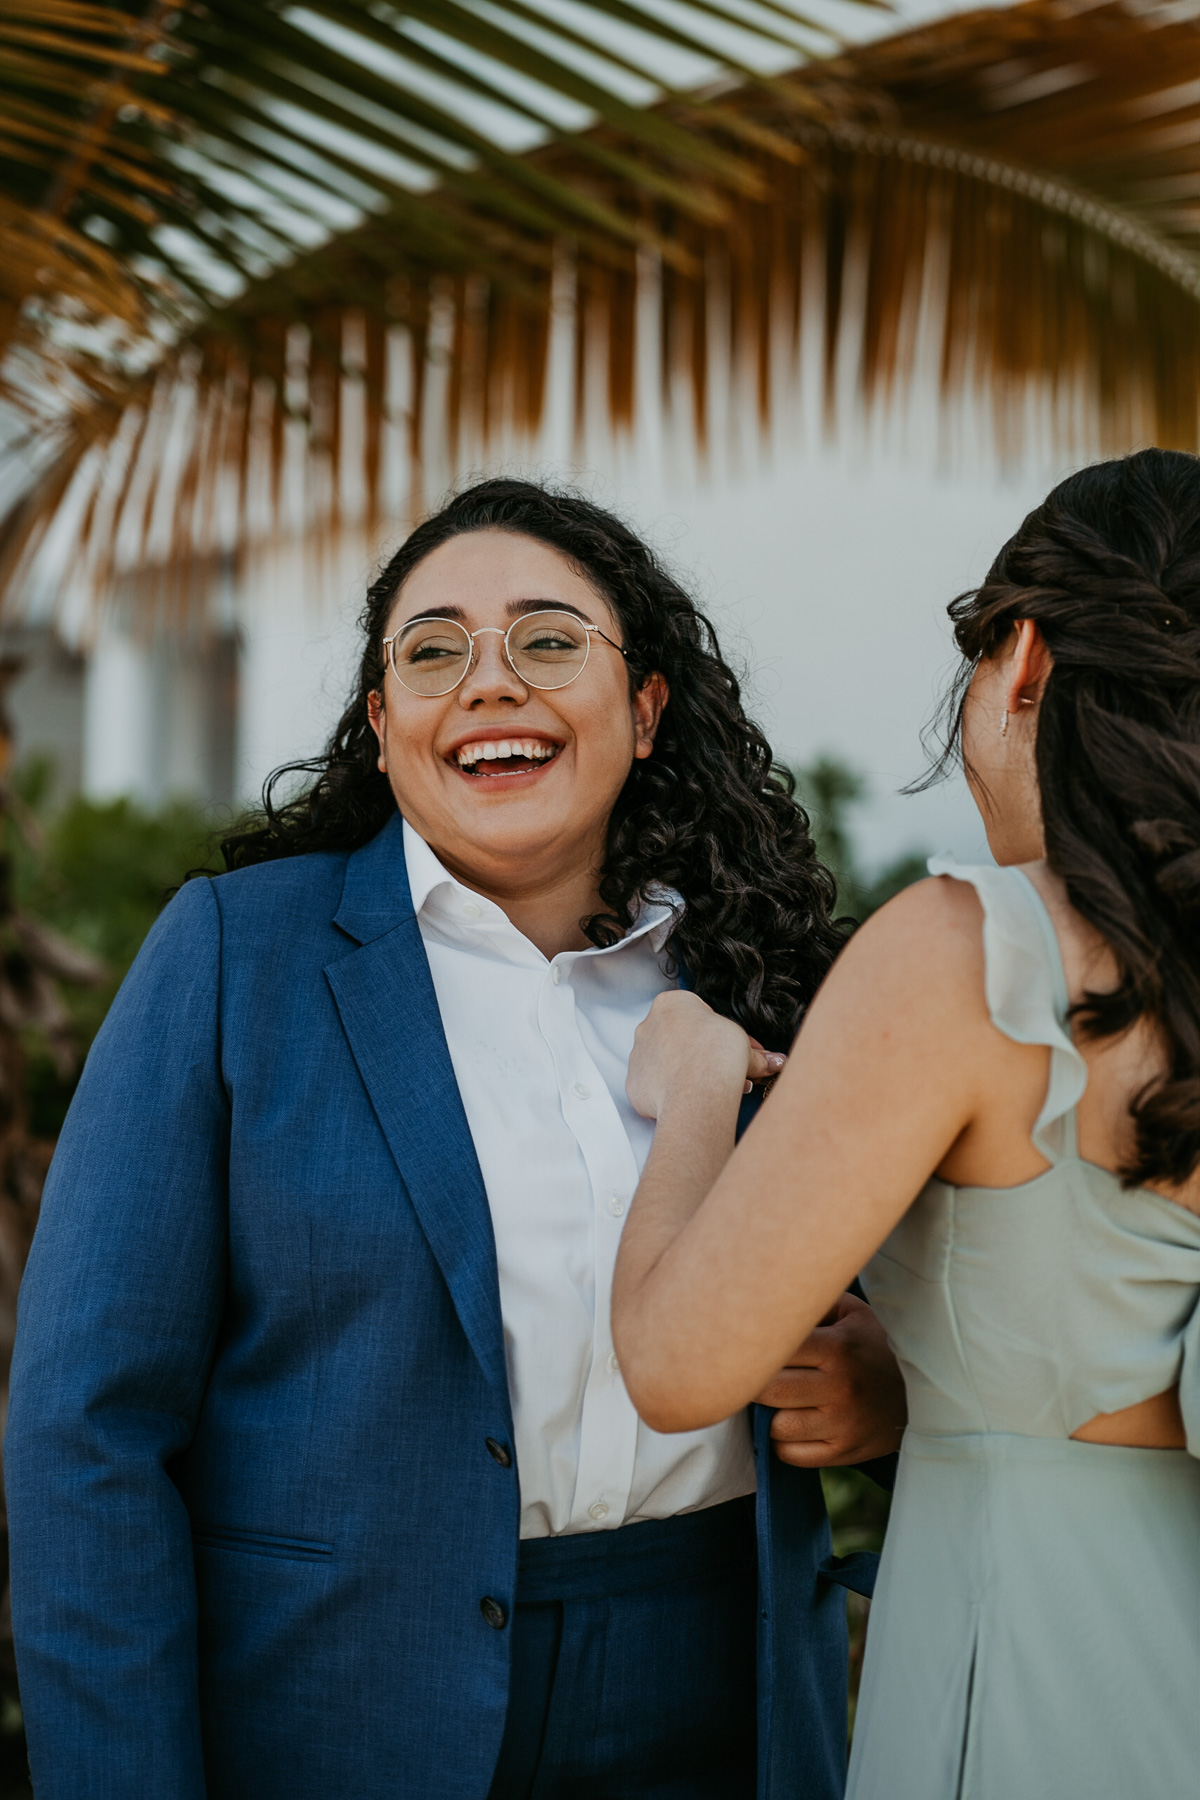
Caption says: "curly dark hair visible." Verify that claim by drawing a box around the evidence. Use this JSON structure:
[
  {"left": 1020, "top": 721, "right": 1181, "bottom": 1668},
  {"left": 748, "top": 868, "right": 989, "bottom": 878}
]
[
  {"left": 222, "top": 478, "right": 847, "bottom": 1049},
  {"left": 924, "top": 447, "right": 1200, "bottom": 1188}
]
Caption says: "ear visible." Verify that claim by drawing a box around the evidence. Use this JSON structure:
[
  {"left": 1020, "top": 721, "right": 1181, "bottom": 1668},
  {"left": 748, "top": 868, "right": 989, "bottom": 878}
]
[
  {"left": 367, "top": 690, "right": 388, "bottom": 772},
  {"left": 632, "top": 671, "right": 669, "bottom": 760},
  {"left": 1005, "top": 620, "right": 1052, "bottom": 718}
]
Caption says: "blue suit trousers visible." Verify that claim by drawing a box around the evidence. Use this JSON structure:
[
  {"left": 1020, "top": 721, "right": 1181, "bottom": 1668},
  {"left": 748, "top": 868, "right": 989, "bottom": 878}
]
[{"left": 489, "top": 1499, "right": 758, "bottom": 1799}]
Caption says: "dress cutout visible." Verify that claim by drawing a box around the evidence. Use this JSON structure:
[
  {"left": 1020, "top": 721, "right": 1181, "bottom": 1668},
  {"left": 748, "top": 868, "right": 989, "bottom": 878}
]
[{"left": 847, "top": 859, "right": 1200, "bottom": 1800}]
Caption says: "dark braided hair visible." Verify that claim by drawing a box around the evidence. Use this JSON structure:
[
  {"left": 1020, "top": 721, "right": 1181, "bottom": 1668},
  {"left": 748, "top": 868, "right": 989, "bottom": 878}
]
[
  {"left": 927, "top": 448, "right": 1200, "bottom": 1188},
  {"left": 222, "top": 478, "right": 847, "bottom": 1049}
]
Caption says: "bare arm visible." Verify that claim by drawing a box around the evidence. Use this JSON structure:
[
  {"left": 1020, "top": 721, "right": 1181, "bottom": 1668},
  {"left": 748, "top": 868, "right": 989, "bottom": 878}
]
[{"left": 613, "top": 877, "right": 993, "bottom": 1433}]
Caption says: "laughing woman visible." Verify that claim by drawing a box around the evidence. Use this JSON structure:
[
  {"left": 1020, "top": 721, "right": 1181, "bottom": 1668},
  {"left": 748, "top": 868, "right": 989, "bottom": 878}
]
[
  {"left": 612, "top": 448, "right": 1200, "bottom": 1800},
  {"left": 6, "top": 480, "right": 905, "bottom": 1800}
]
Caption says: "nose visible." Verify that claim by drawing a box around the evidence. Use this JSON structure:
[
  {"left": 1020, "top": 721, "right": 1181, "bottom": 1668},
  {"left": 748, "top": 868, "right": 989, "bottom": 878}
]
[{"left": 457, "top": 627, "right": 528, "bottom": 708}]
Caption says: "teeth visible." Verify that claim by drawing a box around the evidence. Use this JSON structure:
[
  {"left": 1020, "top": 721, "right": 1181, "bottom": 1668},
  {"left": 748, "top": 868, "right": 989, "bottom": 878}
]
[{"left": 455, "top": 740, "right": 558, "bottom": 768}]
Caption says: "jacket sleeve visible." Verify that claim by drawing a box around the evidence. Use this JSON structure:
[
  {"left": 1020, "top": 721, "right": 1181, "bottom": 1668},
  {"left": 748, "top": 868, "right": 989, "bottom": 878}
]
[{"left": 6, "top": 877, "right": 229, "bottom": 1800}]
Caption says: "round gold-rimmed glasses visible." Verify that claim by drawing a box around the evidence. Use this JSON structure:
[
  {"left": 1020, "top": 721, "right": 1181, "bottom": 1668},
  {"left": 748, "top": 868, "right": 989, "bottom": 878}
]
[{"left": 382, "top": 608, "right": 629, "bottom": 698}]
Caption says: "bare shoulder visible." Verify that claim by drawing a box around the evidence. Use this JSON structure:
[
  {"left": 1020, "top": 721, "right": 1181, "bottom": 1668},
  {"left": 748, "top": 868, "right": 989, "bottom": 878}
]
[
  {"left": 856, "top": 871, "right": 985, "bottom": 953},
  {"left": 813, "top": 875, "right": 988, "bottom": 1021}
]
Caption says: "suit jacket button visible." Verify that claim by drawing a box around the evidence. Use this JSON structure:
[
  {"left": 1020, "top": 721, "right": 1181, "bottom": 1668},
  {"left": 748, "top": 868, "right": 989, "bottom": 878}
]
[
  {"left": 480, "top": 1597, "right": 507, "bottom": 1630},
  {"left": 486, "top": 1437, "right": 512, "bottom": 1468}
]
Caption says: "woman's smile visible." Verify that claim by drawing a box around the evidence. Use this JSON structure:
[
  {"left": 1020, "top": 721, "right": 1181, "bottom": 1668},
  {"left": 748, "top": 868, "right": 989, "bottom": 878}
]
[{"left": 446, "top": 726, "right": 564, "bottom": 782}]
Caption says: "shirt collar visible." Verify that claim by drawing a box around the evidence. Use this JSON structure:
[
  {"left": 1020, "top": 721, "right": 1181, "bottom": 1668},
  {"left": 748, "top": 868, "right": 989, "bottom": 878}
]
[
  {"left": 401, "top": 818, "right": 682, "bottom": 958},
  {"left": 403, "top": 817, "right": 461, "bottom": 920}
]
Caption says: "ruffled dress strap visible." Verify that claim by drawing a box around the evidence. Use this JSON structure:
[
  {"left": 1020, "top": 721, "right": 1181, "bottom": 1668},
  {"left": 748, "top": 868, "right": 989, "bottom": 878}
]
[
  {"left": 1179, "top": 1289, "right": 1200, "bottom": 1460},
  {"left": 927, "top": 856, "right": 1088, "bottom": 1163}
]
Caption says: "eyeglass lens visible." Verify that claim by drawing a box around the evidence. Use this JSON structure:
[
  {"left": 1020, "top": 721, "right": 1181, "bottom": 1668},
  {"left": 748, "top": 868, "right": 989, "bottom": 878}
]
[{"left": 391, "top": 611, "right": 591, "bottom": 695}]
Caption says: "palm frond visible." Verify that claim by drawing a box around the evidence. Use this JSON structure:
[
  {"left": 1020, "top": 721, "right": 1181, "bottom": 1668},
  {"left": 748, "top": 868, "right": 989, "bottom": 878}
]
[
  {"left": 0, "top": 0, "right": 853, "bottom": 602},
  {"left": 643, "top": 0, "right": 1200, "bottom": 452},
  {"left": 1, "top": 0, "right": 832, "bottom": 357},
  {"left": 5, "top": 0, "right": 1200, "bottom": 620}
]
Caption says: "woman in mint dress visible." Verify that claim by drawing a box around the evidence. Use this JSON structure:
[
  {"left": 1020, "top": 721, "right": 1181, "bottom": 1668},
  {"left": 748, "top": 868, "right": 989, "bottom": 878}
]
[{"left": 610, "top": 446, "right": 1200, "bottom": 1798}]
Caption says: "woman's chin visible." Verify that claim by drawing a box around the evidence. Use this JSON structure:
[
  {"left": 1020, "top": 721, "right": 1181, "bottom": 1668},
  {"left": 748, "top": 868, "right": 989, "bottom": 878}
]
[{"left": 442, "top": 804, "right": 584, "bottom": 872}]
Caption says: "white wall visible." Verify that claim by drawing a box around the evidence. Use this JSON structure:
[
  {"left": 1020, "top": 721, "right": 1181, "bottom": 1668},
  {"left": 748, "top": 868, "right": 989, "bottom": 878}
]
[
  {"left": 600, "top": 448, "right": 1062, "bottom": 872},
  {"left": 233, "top": 536, "right": 374, "bottom": 808},
  {"left": 83, "top": 629, "right": 156, "bottom": 803},
  {"left": 81, "top": 619, "right": 237, "bottom": 808}
]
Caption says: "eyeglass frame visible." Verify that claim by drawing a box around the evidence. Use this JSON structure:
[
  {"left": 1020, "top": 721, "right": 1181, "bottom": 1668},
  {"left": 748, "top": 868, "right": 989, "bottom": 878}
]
[{"left": 381, "top": 607, "right": 631, "bottom": 697}]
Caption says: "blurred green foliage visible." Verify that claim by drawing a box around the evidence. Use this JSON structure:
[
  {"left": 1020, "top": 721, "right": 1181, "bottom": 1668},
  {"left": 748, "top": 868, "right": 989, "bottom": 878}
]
[
  {"left": 12, "top": 759, "right": 227, "bottom": 1137},
  {"left": 796, "top": 755, "right": 929, "bottom": 924},
  {"left": 821, "top": 1463, "right": 893, "bottom": 1729}
]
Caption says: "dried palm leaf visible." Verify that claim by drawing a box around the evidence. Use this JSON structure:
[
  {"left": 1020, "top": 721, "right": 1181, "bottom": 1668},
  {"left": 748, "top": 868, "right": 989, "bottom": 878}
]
[
  {"left": 5, "top": 0, "right": 1200, "bottom": 621},
  {"left": 0, "top": 0, "right": 835, "bottom": 363},
  {"left": 0, "top": 0, "right": 856, "bottom": 608}
]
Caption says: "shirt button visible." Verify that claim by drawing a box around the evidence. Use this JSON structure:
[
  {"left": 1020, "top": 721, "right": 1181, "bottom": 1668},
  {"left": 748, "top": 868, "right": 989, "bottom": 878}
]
[
  {"left": 462, "top": 900, "right": 481, "bottom": 918},
  {"left": 551, "top": 966, "right": 562, "bottom": 985},
  {"left": 485, "top": 1437, "right": 512, "bottom": 1468},
  {"left": 480, "top": 1596, "right": 507, "bottom": 1630},
  {"left": 572, "top": 1082, "right": 590, "bottom": 1100},
  {"left": 607, "top": 1194, "right": 625, "bottom": 1217},
  {"left": 606, "top": 1352, "right": 620, "bottom": 1376},
  {"left": 587, "top": 1501, "right": 609, "bottom": 1522}
]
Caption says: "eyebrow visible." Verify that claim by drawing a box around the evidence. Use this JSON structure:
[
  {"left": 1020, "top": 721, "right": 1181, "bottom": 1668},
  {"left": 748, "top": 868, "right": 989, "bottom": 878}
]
[
  {"left": 395, "top": 598, "right": 598, "bottom": 628},
  {"left": 507, "top": 597, "right": 594, "bottom": 624}
]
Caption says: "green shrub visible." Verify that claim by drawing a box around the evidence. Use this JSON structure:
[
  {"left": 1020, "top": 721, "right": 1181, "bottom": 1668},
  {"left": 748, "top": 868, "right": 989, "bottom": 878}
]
[
  {"left": 794, "top": 754, "right": 928, "bottom": 923},
  {"left": 13, "top": 766, "right": 228, "bottom": 1136}
]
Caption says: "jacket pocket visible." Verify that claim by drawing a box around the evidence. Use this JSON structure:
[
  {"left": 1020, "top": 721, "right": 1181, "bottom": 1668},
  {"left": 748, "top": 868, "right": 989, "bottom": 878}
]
[{"left": 191, "top": 1524, "right": 334, "bottom": 1562}]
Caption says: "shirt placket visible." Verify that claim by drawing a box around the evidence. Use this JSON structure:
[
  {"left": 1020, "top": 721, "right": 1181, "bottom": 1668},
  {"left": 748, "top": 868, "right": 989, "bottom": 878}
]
[{"left": 538, "top": 956, "right": 642, "bottom": 1530}]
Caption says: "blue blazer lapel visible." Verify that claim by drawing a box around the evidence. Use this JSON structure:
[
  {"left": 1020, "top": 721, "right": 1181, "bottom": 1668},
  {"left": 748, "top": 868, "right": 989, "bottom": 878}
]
[{"left": 324, "top": 814, "right": 508, "bottom": 1401}]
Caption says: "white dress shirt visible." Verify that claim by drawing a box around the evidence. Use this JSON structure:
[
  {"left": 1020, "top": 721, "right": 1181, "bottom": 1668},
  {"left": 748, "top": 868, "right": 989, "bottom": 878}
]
[{"left": 404, "top": 820, "right": 756, "bottom": 1538}]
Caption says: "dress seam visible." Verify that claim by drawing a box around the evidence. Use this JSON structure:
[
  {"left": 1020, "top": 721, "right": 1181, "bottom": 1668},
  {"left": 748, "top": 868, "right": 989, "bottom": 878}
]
[{"left": 941, "top": 1185, "right": 992, "bottom": 1438}]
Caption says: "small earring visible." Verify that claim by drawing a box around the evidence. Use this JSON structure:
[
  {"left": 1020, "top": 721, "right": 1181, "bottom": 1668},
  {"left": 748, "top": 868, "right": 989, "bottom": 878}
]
[{"left": 999, "top": 710, "right": 1009, "bottom": 737}]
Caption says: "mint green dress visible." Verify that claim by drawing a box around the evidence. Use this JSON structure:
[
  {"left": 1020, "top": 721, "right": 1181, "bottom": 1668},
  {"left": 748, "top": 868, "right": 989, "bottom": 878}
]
[{"left": 850, "top": 859, "right": 1200, "bottom": 1800}]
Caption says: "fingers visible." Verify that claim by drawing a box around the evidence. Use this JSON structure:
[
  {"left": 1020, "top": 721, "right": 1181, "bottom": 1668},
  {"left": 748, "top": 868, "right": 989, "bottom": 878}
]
[
  {"left": 756, "top": 1365, "right": 824, "bottom": 1408},
  {"left": 629, "top": 994, "right": 773, "bottom": 1113},
  {"left": 758, "top": 1329, "right": 831, "bottom": 1382},
  {"left": 771, "top": 1438, "right": 841, "bottom": 1469},
  {"left": 772, "top": 1437, "right": 863, "bottom": 1469},
  {"left": 647, "top": 989, "right": 713, "bottom": 1020},
  {"left": 769, "top": 1401, "right": 897, "bottom": 1467},
  {"left": 744, "top": 1038, "right": 786, "bottom": 1086},
  {"left": 756, "top": 1288, "right": 908, "bottom": 1467},
  {"left": 769, "top": 1400, "right": 869, "bottom": 1467},
  {"left": 768, "top": 1407, "right": 827, "bottom": 1444}
]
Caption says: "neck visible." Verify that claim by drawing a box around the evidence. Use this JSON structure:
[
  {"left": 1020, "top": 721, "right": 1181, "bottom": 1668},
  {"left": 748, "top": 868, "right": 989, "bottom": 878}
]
[{"left": 436, "top": 847, "right": 604, "bottom": 959}]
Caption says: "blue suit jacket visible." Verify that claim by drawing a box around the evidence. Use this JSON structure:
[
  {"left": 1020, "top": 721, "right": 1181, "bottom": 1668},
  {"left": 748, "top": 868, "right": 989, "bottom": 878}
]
[{"left": 7, "top": 812, "right": 870, "bottom": 1799}]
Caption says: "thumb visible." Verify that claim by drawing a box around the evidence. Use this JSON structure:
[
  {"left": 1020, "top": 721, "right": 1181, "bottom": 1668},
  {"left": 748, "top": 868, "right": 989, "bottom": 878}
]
[
  {"left": 829, "top": 1289, "right": 869, "bottom": 1326},
  {"left": 745, "top": 1037, "right": 787, "bottom": 1086}
]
